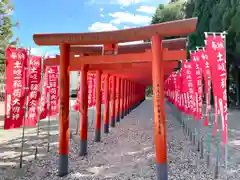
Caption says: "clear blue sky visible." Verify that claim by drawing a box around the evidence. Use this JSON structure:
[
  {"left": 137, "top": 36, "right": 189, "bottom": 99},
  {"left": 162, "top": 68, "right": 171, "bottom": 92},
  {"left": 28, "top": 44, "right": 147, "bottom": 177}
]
[{"left": 11, "top": 0, "right": 168, "bottom": 56}]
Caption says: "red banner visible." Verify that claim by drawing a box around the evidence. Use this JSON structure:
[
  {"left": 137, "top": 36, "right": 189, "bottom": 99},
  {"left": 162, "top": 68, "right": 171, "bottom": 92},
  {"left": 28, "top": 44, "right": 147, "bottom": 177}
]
[
  {"left": 199, "top": 49, "right": 211, "bottom": 126},
  {"left": 192, "top": 51, "right": 203, "bottom": 120},
  {"left": 48, "top": 66, "right": 59, "bottom": 116},
  {"left": 74, "top": 75, "right": 81, "bottom": 111},
  {"left": 25, "top": 56, "right": 42, "bottom": 126},
  {"left": 88, "top": 73, "right": 94, "bottom": 107},
  {"left": 185, "top": 62, "right": 196, "bottom": 116},
  {"left": 39, "top": 65, "right": 49, "bottom": 119},
  {"left": 4, "top": 47, "right": 28, "bottom": 129},
  {"left": 206, "top": 34, "right": 227, "bottom": 144}
]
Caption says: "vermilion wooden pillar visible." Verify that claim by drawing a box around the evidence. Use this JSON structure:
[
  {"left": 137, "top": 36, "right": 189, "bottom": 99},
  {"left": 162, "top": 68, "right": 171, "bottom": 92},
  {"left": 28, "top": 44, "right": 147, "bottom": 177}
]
[
  {"left": 133, "top": 83, "right": 136, "bottom": 108},
  {"left": 58, "top": 43, "right": 70, "bottom": 177},
  {"left": 152, "top": 35, "right": 168, "bottom": 180},
  {"left": 130, "top": 82, "right": 133, "bottom": 111},
  {"left": 116, "top": 77, "right": 121, "bottom": 122},
  {"left": 120, "top": 79, "right": 124, "bottom": 119},
  {"left": 129, "top": 82, "right": 132, "bottom": 112},
  {"left": 104, "top": 74, "right": 110, "bottom": 133},
  {"left": 95, "top": 70, "right": 102, "bottom": 142},
  {"left": 79, "top": 64, "right": 89, "bottom": 156},
  {"left": 111, "top": 76, "right": 116, "bottom": 127},
  {"left": 123, "top": 79, "right": 127, "bottom": 116},
  {"left": 126, "top": 80, "right": 130, "bottom": 114}
]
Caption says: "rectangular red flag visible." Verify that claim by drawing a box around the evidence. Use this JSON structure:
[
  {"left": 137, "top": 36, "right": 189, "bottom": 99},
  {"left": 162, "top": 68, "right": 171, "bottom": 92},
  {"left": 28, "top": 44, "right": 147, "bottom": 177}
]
[
  {"left": 192, "top": 51, "right": 203, "bottom": 120},
  {"left": 184, "top": 62, "right": 196, "bottom": 116},
  {"left": 199, "top": 49, "right": 212, "bottom": 126},
  {"left": 206, "top": 34, "right": 227, "bottom": 144},
  {"left": 189, "top": 55, "right": 198, "bottom": 118},
  {"left": 180, "top": 61, "right": 190, "bottom": 114},
  {"left": 74, "top": 75, "right": 81, "bottom": 111},
  {"left": 25, "top": 56, "right": 42, "bottom": 126},
  {"left": 88, "top": 73, "right": 93, "bottom": 107},
  {"left": 40, "top": 65, "right": 49, "bottom": 119},
  {"left": 48, "top": 66, "right": 59, "bottom": 116},
  {"left": 4, "top": 47, "right": 28, "bottom": 130}
]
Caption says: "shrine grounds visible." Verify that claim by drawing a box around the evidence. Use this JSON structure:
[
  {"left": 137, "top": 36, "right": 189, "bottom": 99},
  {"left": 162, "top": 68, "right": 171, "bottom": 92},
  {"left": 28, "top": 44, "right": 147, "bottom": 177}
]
[{"left": 0, "top": 98, "right": 240, "bottom": 179}]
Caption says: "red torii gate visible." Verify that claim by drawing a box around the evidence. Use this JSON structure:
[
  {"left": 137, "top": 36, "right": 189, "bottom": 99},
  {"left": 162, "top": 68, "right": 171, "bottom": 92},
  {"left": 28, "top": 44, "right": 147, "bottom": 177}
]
[{"left": 33, "top": 18, "right": 197, "bottom": 180}]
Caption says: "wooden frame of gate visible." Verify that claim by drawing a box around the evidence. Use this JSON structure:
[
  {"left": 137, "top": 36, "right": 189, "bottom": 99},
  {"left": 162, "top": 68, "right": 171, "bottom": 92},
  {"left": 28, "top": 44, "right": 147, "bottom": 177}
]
[{"left": 33, "top": 17, "right": 197, "bottom": 180}]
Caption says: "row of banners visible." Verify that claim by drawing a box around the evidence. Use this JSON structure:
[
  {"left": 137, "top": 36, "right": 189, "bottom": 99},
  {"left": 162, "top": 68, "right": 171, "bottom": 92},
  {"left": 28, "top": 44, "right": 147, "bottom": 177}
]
[
  {"left": 4, "top": 47, "right": 60, "bottom": 129},
  {"left": 4, "top": 47, "right": 111, "bottom": 130},
  {"left": 164, "top": 34, "right": 227, "bottom": 144}
]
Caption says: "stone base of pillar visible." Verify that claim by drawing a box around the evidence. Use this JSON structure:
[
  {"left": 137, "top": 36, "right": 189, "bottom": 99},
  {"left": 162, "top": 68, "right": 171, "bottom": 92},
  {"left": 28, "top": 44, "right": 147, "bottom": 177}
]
[
  {"left": 121, "top": 112, "right": 124, "bottom": 119},
  {"left": 79, "top": 140, "right": 87, "bottom": 156},
  {"left": 110, "top": 117, "right": 115, "bottom": 127},
  {"left": 116, "top": 115, "right": 120, "bottom": 122},
  {"left": 104, "top": 124, "right": 109, "bottom": 133},
  {"left": 156, "top": 163, "right": 168, "bottom": 180},
  {"left": 58, "top": 154, "right": 68, "bottom": 177},
  {"left": 95, "top": 129, "right": 101, "bottom": 142}
]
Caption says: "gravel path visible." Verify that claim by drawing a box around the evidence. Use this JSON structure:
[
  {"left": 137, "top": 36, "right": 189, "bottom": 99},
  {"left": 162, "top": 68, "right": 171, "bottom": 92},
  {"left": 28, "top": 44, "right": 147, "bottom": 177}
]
[{"left": 0, "top": 98, "right": 233, "bottom": 179}]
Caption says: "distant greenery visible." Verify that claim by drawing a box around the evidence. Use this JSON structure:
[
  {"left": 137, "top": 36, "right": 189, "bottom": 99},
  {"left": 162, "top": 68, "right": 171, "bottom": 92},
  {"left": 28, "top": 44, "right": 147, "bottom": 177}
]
[{"left": 0, "top": 0, "right": 18, "bottom": 71}]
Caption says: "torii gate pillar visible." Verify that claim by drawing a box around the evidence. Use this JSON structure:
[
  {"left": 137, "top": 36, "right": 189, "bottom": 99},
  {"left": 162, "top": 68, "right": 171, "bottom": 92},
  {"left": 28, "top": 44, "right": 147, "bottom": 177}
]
[
  {"left": 58, "top": 43, "right": 70, "bottom": 177},
  {"left": 151, "top": 35, "right": 168, "bottom": 180}
]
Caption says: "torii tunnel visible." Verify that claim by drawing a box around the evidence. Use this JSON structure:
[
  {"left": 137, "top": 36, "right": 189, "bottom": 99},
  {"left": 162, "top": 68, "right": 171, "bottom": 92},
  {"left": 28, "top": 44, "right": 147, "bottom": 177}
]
[{"left": 33, "top": 17, "right": 197, "bottom": 180}]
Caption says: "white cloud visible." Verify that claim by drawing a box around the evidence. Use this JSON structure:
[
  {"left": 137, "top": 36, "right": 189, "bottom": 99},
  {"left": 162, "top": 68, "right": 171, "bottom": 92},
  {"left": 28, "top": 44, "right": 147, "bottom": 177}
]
[
  {"left": 100, "top": 8, "right": 104, "bottom": 11},
  {"left": 109, "top": 12, "right": 151, "bottom": 25},
  {"left": 115, "top": 0, "right": 141, "bottom": 6},
  {"left": 136, "top": 5, "right": 156, "bottom": 14},
  {"left": 123, "top": 25, "right": 130, "bottom": 29},
  {"left": 30, "top": 47, "right": 59, "bottom": 57},
  {"left": 88, "top": 22, "right": 118, "bottom": 32},
  {"left": 100, "top": 14, "right": 104, "bottom": 17},
  {"left": 86, "top": 0, "right": 153, "bottom": 7}
]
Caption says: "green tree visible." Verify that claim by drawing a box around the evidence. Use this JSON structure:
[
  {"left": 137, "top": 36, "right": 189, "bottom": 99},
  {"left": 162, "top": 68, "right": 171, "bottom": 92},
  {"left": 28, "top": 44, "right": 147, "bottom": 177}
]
[
  {"left": 0, "top": 0, "right": 18, "bottom": 70},
  {"left": 151, "top": 0, "right": 185, "bottom": 40}
]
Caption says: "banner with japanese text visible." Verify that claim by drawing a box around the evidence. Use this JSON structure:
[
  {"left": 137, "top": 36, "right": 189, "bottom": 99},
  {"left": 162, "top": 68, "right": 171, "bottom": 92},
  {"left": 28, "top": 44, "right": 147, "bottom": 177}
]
[
  {"left": 48, "top": 66, "right": 59, "bottom": 116},
  {"left": 4, "top": 47, "right": 28, "bottom": 130},
  {"left": 192, "top": 51, "right": 203, "bottom": 120},
  {"left": 206, "top": 34, "right": 227, "bottom": 144},
  {"left": 74, "top": 76, "right": 81, "bottom": 111},
  {"left": 199, "top": 49, "right": 212, "bottom": 126},
  {"left": 39, "top": 65, "right": 49, "bottom": 119},
  {"left": 25, "top": 56, "right": 42, "bottom": 126},
  {"left": 88, "top": 73, "right": 95, "bottom": 107}
]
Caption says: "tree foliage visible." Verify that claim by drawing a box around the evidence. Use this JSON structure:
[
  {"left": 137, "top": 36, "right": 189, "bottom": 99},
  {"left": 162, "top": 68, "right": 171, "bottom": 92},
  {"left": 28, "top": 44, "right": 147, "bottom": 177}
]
[{"left": 0, "top": 0, "right": 16, "bottom": 69}]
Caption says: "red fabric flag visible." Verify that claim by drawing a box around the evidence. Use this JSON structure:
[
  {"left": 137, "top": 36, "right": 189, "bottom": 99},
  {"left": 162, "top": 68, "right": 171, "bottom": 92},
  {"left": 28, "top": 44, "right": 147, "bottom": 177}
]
[
  {"left": 74, "top": 75, "right": 81, "bottom": 111},
  {"left": 48, "top": 66, "right": 59, "bottom": 116},
  {"left": 181, "top": 61, "right": 190, "bottom": 114},
  {"left": 199, "top": 49, "right": 212, "bottom": 126},
  {"left": 192, "top": 51, "right": 203, "bottom": 120},
  {"left": 4, "top": 47, "right": 28, "bottom": 129},
  {"left": 25, "top": 56, "right": 42, "bottom": 126},
  {"left": 39, "top": 65, "right": 49, "bottom": 119},
  {"left": 185, "top": 61, "right": 196, "bottom": 116},
  {"left": 206, "top": 34, "right": 227, "bottom": 144},
  {"left": 88, "top": 73, "right": 94, "bottom": 107},
  {"left": 189, "top": 56, "right": 198, "bottom": 118}
]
